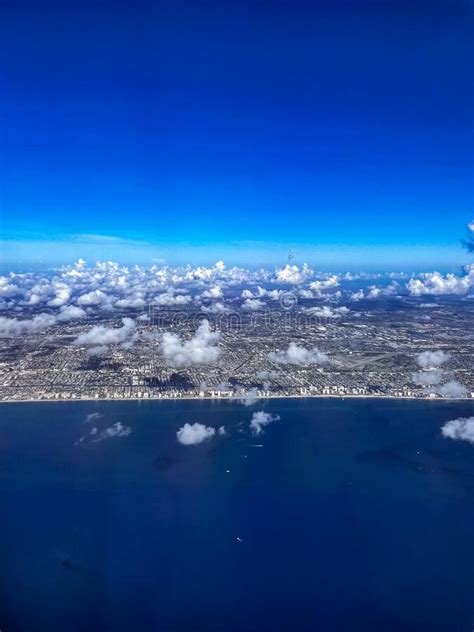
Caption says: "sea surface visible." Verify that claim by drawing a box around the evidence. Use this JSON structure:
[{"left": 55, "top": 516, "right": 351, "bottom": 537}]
[{"left": 0, "top": 398, "right": 473, "bottom": 632}]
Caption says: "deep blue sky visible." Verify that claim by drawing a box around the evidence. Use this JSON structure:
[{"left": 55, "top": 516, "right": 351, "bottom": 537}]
[{"left": 1, "top": 0, "right": 473, "bottom": 267}]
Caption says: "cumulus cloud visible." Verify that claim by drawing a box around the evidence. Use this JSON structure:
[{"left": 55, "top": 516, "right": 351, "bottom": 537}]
[
  {"left": 416, "top": 350, "right": 450, "bottom": 369},
  {"left": 308, "top": 275, "right": 340, "bottom": 293},
  {"left": 304, "top": 305, "right": 349, "bottom": 319},
  {"left": 364, "top": 283, "right": 400, "bottom": 299},
  {"left": 436, "top": 381, "right": 467, "bottom": 398},
  {"left": 160, "top": 320, "right": 220, "bottom": 367},
  {"left": 153, "top": 290, "right": 192, "bottom": 306},
  {"left": 201, "top": 285, "right": 223, "bottom": 299},
  {"left": 77, "top": 289, "right": 110, "bottom": 307},
  {"left": 274, "top": 264, "right": 312, "bottom": 285},
  {"left": 56, "top": 305, "right": 87, "bottom": 321},
  {"left": 0, "top": 260, "right": 301, "bottom": 314},
  {"left": 241, "top": 286, "right": 267, "bottom": 299},
  {"left": 47, "top": 282, "right": 71, "bottom": 307},
  {"left": 0, "top": 307, "right": 85, "bottom": 337},
  {"left": 242, "top": 298, "right": 265, "bottom": 311},
  {"left": 249, "top": 411, "right": 280, "bottom": 435},
  {"left": 74, "top": 318, "right": 136, "bottom": 348},
  {"left": 350, "top": 290, "right": 365, "bottom": 301},
  {"left": 267, "top": 289, "right": 284, "bottom": 300},
  {"left": 76, "top": 421, "right": 131, "bottom": 445},
  {"left": 177, "top": 422, "right": 216, "bottom": 445},
  {"left": 407, "top": 266, "right": 474, "bottom": 296},
  {"left": 96, "top": 422, "right": 132, "bottom": 441},
  {"left": 201, "top": 302, "right": 229, "bottom": 314},
  {"left": 115, "top": 296, "right": 145, "bottom": 309},
  {"left": 0, "top": 277, "right": 22, "bottom": 299},
  {"left": 268, "top": 342, "right": 329, "bottom": 366},
  {"left": 239, "top": 387, "right": 260, "bottom": 406},
  {"left": 412, "top": 369, "right": 443, "bottom": 387},
  {"left": 441, "top": 417, "right": 474, "bottom": 443},
  {"left": 0, "top": 314, "right": 55, "bottom": 337}
]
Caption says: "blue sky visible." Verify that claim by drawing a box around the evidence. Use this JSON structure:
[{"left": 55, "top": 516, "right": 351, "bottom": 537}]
[{"left": 1, "top": 0, "right": 472, "bottom": 269}]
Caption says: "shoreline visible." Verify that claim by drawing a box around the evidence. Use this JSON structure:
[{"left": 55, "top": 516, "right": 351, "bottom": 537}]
[{"left": 1, "top": 393, "right": 472, "bottom": 404}]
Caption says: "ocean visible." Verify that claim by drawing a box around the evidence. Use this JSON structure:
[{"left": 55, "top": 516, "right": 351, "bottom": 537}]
[{"left": 0, "top": 398, "right": 473, "bottom": 631}]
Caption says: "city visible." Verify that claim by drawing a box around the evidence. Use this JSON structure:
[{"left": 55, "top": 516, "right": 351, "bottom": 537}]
[{"left": 1, "top": 261, "right": 472, "bottom": 403}]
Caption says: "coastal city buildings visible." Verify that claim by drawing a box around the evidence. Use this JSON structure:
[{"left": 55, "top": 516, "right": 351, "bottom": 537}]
[{"left": 1, "top": 266, "right": 472, "bottom": 402}]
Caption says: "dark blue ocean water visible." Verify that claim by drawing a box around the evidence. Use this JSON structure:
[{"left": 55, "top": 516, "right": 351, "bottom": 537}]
[{"left": 0, "top": 398, "right": 473, "bottom": 632}]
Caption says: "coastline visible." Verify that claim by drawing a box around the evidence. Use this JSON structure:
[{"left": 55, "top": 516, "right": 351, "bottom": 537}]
[{"left": 1, "top": 393, "right": 472, "bottom": 404}]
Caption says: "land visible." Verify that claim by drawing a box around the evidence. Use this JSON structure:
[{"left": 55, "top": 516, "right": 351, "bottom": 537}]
[{"left": 1, "top": 295, "right": 472, "bottom": 402}]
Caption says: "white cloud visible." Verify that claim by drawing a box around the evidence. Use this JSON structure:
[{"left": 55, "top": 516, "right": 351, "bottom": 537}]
[
  {"left": 201, "top": 302, "right": 229, "bottom": 314},
  {"left": 268, "top": 342, "right": 329, "bottom": 366},
  {"left": 363, "top": 283, "right": 400, "bottom": 299},
  {"left": 241, "top": 286, "right": 267, "bottom": 299},
  {"left": 0, "top": 277, "right": 22, "bottom": 299},
  {"left": 56, "top": 305, "right": 87, "bottom": 321},
  {"left": 249, "top": 411, "right": 280, "bottom": 435},
  {"left": 416, "top": 350, "right": 450, "bottom": 369},
  {"left": 239, "top": 387, "right": 260, "bottom": 406},
  {"left": 309, "top": 275, "right": 340, "bottom": 293},
  {"left": 267, "top": 289, "right": 284, "bottom": 300},
  {"left": 74, "top": 318, "right": 136, "bottom": 348},
  {"left": 201, "top": 285, "right": 223, "bottom": 299},
  {"left": 242, "top": 298, "right": 265, "bottom": 311},
  {"left": 95, "top": 422, "right": 132, "bottom": 441},
  {"left": 177, "top": 422, "right": 216, "bottom": 445},
  {"left": 0, "top": 303, "right": 88, "bottom": 337},
  {"left": 77, "top": 289, "right": 110, "bottom": 306},
  {"left": 0, "top": 313, "right": 55, "bottom": 337},
  {"left": 274, "top": 264, "right": 312, "bottom": 285},
  {"left": 153, "top": 290, "right": 192, "bottom": 306},
  {"left": 350, "top": 290, "right": 365, "bottom": 301},
  {"left": 115, "top": 296, "right": 145, "bottom": 309},
  {"left": 407, "top": 265, "right": 474, "bottom": 296},
  {"left": 367, "top": 286, "right": 381, "bottom": 299},
  {"left": 76, "top": 421, "right": 131, "bottom": 445},
  {"left": 304, "top": 306, "right": 349, "bottom": 319},
  {"left": 436, "top": 381, "right": 467, "bottom": 398},
  {"left": 47, "top": 282, "right": 71, "bottom": 307},
  {"left": 160, "top": 320, "right": 220, "bottom": 367},
  {"left": 441, "top": 416, "right": 474, "bottom": 443},
  {"left": 412, "top": 369, "right": 443, "bottom": 386}
]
